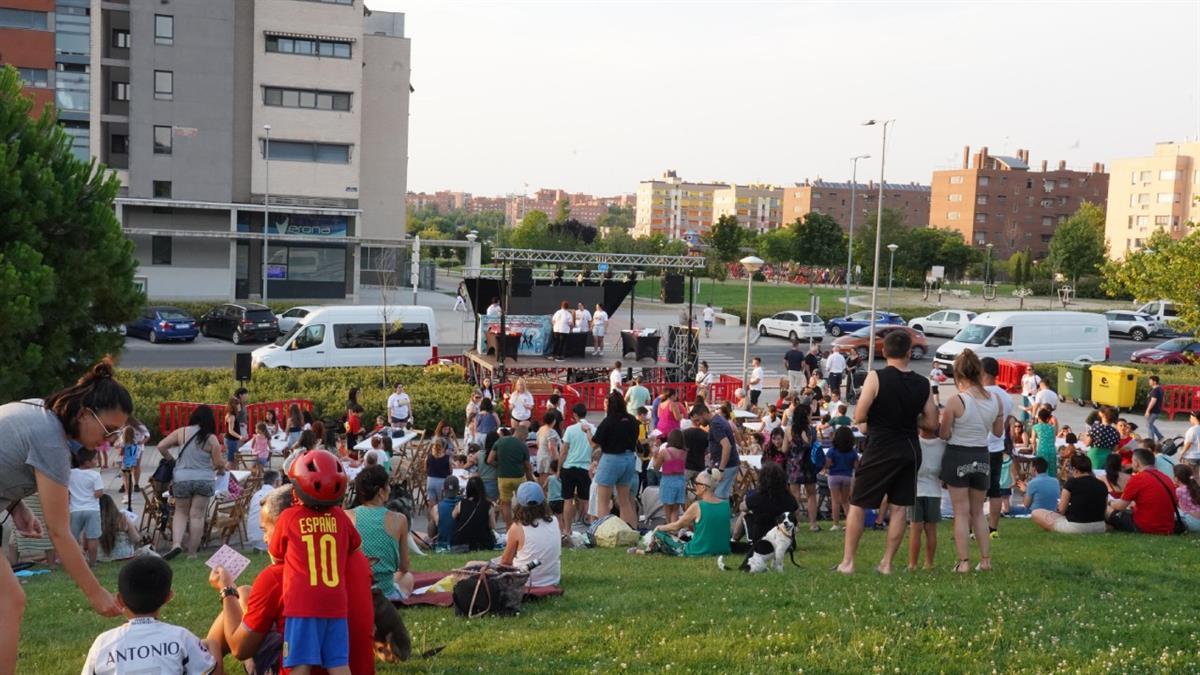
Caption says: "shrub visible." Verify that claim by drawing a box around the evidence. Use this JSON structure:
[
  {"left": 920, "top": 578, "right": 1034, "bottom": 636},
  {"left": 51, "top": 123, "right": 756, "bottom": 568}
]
[
  {"left": 118, "top": 365, "right": 471, "bottom": 439},
  {"left": 1031, "top": 361, "right": 1200, "bottom": 412}
]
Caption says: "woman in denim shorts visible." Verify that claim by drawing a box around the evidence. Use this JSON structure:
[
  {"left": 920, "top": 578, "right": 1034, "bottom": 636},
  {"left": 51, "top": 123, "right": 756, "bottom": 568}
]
[
  {"left": 157, "top": 406, "right": 227, "bottom": 559},
  {"left": 591, "top": 392, "right": 641, "bottom": 529}
]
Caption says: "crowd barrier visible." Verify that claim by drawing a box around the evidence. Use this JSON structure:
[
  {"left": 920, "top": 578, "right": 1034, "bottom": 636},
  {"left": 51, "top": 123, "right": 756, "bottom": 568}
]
[
  {"left": 158, "top": 399, "right": 314, "bottom": 437},
  {"left": 995, "top": 359, "right": 1031, "bottom": 394},
  {"left": 1162, "top": 385, "right": 1200, "bottom": 421}
]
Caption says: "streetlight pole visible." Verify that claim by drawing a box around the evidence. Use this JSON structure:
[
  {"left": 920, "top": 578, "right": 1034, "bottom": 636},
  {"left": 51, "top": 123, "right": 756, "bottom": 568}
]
[
  {"left": 740, "top": 255, "right": 764, "bottom": 392},
  {"left": 886, "top": 243, "right": 898, "bottom": 312},
  {"left": 985, "top": 243, "right": 993, "bottom": 285},
  {"left": 262, "top": 124, "right": 271, "bottom": 303},
  {"left": 844, "top": 154, "right": 870, "bottom": 316},
  {"left": 863, "top": 119, "right": 893, "bottom": 372}
]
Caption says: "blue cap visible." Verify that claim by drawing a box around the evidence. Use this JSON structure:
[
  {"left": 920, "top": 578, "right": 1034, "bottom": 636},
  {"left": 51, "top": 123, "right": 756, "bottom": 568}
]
[{"left": 515, "top": 481, "right": 544, "bottom": 506}]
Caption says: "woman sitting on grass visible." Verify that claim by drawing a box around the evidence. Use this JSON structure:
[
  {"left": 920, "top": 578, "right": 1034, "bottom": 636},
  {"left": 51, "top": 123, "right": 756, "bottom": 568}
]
[
  {"left": 494, "top": 481, "right": 561, "bottom": 587},
  {"left": 651, "top": 468, "right": 731, "bottom": 557},
  {"left": 731, "top": 462, "right": 797, "bottom": 553},
  {"left": 1031, "top": 454, "right": 1108, "bottom": 534}
]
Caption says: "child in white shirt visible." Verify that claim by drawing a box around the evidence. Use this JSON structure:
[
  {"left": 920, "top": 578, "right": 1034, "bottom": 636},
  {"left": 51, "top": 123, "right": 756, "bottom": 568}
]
[
  {"left": 909, "top": 427, "right": 946, "bottom": 571},
  {"left": 69, "top": 456, "right": 105, "bottom": 566}
]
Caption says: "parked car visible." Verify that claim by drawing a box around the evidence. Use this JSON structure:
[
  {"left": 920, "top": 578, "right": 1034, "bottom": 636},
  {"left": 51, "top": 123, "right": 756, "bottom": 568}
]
[
  {"left": 933, "top": 311, "right": 1109, "bottom": 372},
  {"left": 253, "top": 305, "right": 439, "bottom": 369},
  {"left": 826, "top": 311, "right": 904, "bottom": 337},
  {"left": 199, "top": 303, "right": 279, "bottom": 344},
  {"left": 831, "top": 325, "right": 929, "bottom": 360},
  {"left": 1131, "top": 337, "right": 1200, "bottom": 365},
  {"left": 908, "top": 310, "right": 977, "bottom": 338},
  {"left": 756, "top": 311, "right": 824, "bottom": 341},
  {"left": 276, "top": 305, "right": 319, "bottom": 333},
  {"left": 125, "top": 306, "right": 199, "bottom": 343},
  {"left": 1104, "top": 311, "right": 1161, "bottom": 342}
]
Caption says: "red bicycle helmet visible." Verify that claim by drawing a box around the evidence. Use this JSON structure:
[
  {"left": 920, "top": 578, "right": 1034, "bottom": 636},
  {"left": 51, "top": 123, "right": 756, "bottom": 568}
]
[{"left": 288, "top": 449, "right": 348, "bottom": 509}]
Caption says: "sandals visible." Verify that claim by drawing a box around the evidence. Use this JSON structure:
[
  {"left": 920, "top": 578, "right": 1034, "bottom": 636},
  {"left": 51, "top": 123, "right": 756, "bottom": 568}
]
[
  {"left": 975, "top": 556, "right": 992, "bottom": 572},
  {"left": 952, "top": 559, "right": 970, "bottom": 574}
]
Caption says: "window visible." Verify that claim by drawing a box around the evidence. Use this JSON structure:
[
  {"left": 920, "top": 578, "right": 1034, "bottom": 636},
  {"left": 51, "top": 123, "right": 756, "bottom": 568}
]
[
  {"left": 154, "top": 70, "right": 173, "bottom": 100},
  {"left": 55, "top": 64, "right": 89, "bottom": 112},
  {"left": 948, "top": 194, "right": 962, "bottom": 202},
  {"left": 111, "top": 81, "right": 130, "bottom": 101},
  {"left": 361, "top": 247, "right": 397, "bottom": 272},
  {"left": 1159, "top": 170, "right": 1176, "bottom": 181},
  {"left": 292, "top": 324, "right": 326, "bottom": 350},
  {"left": 17, "top": 68, "right": 49, "bottom": 88},
  {"left": 151, "top": 236, "right": 172, "bottom": 264},
  {"left": 261, "top": 139, "right": 351, "bottom": 164},
  {"left": 1058, "top": 179, "right": 1069, "bottom": 188},
  {"left": 1127, "top": 216, "right": 1135, "bottom": 229},
  {"left": 55, "top": 5, "right": 90, "bottom": 57},
  {"left": 1040, "top": 234, "right": 1052, "bottom": 243},
  {"left": 112, "top": 28, "right": 130, "bottom": 49},
  {"left": 975, "top": 213, "right": 986, "bottom": 223},
  {"left": 59, "top": 119, "right": 88, "bottom": 160},
  {"left": 110, "top": 134, "right": 128, "bottom": 154},
  {"left": 947, "top": 211, "right": 960, "bottom": 221},
  {"left": 1041, "top": 216, "right": 1053, "bottom": 226},
  {"left": 1137, "top": 193, "right": 1150, "bottom": 204},
  {"left": 155, "top": 15, "right": 173, "bottom": 45},
  {"left": 1136, "top": 215, "right": 1149, "bottom": 226},
  {"left": 1155, "top": 215, "right": 1170, "bottom": 226},
  {"left": 976, "top": 195, "right": 987, "bottom": 205},
  {"left": 0, "top": 8, "right": 48, "bottom": 29},
  {"left": 153, "top": 125, "right": 172, "bottom": 154},
  {"left": 1139, "top": 170, "right": 1152, "bottom": 182},
  {"left": 287, "top": 247, "right": 345, "bottom": 281},
  {"left": 949, "top": 175, "right": 964, "bottom": 185},
  {"left": 265, "top": 34, "right": 352, "bottom": 58},
  {"left": 1157, "top": 193, "right": 1179, "bottom": 204},
  {"left": 987, "top": 327, "right": 1012, "bottom": 348},
  {"left": 978, "top": 176, "right": 989, "bottom": 186},
  {"left": 334, "top": 322, "right": 430, "bottom": 349},
  {"left": 153, "top": 180, "right": 172, "bottom": 198}
]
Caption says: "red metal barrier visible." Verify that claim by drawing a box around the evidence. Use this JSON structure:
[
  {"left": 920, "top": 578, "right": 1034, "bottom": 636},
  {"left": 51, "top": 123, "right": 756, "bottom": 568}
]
[
  {"left": 426, "top": 354, "right": 467, "bottom": 368},
  {"left": 709, "top": 374, "right": 744, "bottom": 405},
  {"left": 158, "top": 399, "right": 313, "bottom": 437},
  {"left": 1163, "top": 385, "right": 1200, "bottom": 421},
  {"left": 995, "top": 359, "right": 1030, "bottom": 394}
]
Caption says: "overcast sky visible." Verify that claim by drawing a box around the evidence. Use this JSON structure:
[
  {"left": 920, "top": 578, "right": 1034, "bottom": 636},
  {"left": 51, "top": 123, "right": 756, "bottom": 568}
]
[{"left": 368, "top": 1, "right": 1200, "bottom": 197}]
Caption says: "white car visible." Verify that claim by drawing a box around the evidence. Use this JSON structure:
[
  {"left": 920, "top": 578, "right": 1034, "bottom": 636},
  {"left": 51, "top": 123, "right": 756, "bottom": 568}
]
[
  {"left": 757, "top": 311, "right": 825, "bottom": 341},
  {"left": 276, "top": 305, "right": 319, "bottom": 333},
  {"left": 1104, "top": 311, "right": 1160, "bottom": 342},
  {"left": 908, "top": 310, "right": 977, "bottom": 338}
]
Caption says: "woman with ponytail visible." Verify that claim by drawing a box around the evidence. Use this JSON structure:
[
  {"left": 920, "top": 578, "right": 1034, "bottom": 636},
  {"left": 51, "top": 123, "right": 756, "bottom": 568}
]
[
  {"left": 0, "top": 358, "right": 130, "bottom": 670},
  {"left": 1172, "top": 464, "right": 1200, "bottom": 533}
]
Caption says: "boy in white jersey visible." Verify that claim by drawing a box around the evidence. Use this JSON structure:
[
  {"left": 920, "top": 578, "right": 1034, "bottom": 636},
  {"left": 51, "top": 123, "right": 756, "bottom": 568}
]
[{"left": 82, "top": 555, "right": 215, "bottom": 675}]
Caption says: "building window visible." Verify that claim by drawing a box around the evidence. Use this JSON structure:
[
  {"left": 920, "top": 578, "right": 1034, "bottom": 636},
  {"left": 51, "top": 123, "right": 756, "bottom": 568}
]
[
  {"left": 947, "top": 211, "right": 960, "bottom": 221},
  {"left": 154, "top": 14, "right": 173, "bottom": 45},
  {"left": 1159, "top": 170, "right": 1176, "bottom": 181},
  {"left": 1057, "top": 215, "right": 1067, "bottom": 224},
  {"left": 59, "top": 119, "right": 88, "bottom": 160},
  {"left": 1041, "top": 234, "right": 1052, "bottom": 243},
  {"left": 153, "top": 180, "right": 172, "bottom": 198},
  {"left": 151, "top": 236, "right": 172, "bottom": 265},
  {"left": 948, "top": 193, "right": 962, "bottom": 202},
  {"left": 112, "top": 28, "right": 130, "bottom": 49},
  {"left": 1137, "top": 193, "right": 1150, "bottom": 204},
  {"left": 55, "top": 4, "right": 90, "bottom": 57},
  {"left": 17, "top": 68, "right": 50, "bottom": 88},
  {"left": 975, "top": 213, "right": 986, "bottom": 223},
  {"left": 110, "top": 134, "right": 128, "bottom": 154},
  {"left": 0, "top": 8, "right": 48, "bottom": 29},
  {"left": 976, "top": 195, "right": 987, "bottom": 205},
  {"left": 153, "top": 125, "right": 172, "bottom": 154},
  {"left": 153, "top": 70, "right": 173, "bottom": 100},
  {"left": 263, "top": 86, "right": 351, "bottom": 111},
  {"left": 1058, "top": 179, "right": 1070, "bottom": 188},
  {"left": 978, "top": 176, "right": 989, "bottom": 186},
  {"left": 55, "top": 64, "right": 89, "bottom": 112},
  {"left": 1157, "top": 193, "right": 1179, "bottom": 203},
  {"left": 1127, "top": 216, "right": 1134, "bottom": 229},
  {"left": 1041, "top": 216, "right": 1053, "bottom": 226},
  {"left": 1155, "top": 215, "right": 1170, "bottom": 226},
  {"left": 1138, "top": 170, "right": 1152, "bottom": 182},
  {"left": 265, "top": 34, "right": 352, "bottom": 58},
  {"left": 1136, "top": 215, "right": 1149, "bottom": 226},
  {"left": 261, "top": 139, "right": 351, "bottom": 164},
  {"left": 111, "top": 81, "right": 130, "bottom": 101},
  {"left": 949, "top": 175, "right": 964, "bottom": 185}
]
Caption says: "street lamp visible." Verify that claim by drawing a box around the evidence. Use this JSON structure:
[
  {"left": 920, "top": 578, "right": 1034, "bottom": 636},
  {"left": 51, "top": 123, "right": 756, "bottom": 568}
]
[
  {"left": 862, "top": 119, "right": 893, "bottom": 372},
  {"left": 985, "top": 242, "right": 994, "bottom": 284},
  {"left": 886, "top": 243, "right": 898, "bottom": 312},
  {"left": 844, "top": 154, "right": 871, "bottom": 316},
  {"left": 262, "top": 124, "right": 272, "bottom": 302},
  {"left": 739, "top": 255, "right": 764, "bottom": 393}
]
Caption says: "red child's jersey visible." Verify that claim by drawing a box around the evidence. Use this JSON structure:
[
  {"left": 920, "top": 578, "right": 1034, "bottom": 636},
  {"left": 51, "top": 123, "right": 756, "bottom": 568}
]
[
  {"left": 346, "top": 412, "right": 362, "bottom": 435},
  {"left": 268, "top": 504, "right": 361, "bottom": 618}
]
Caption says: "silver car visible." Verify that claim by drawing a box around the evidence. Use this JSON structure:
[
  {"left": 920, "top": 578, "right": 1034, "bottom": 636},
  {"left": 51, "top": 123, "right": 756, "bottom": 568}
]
[
  {"left": 908, "top": 310, "right": 977, "bottom": 338},
  {"left": 757, "top": 311, "right": 825, "bottom": 341},
  {"left": 1104, "top": 311, "right": 1160, "bottom": 342}
]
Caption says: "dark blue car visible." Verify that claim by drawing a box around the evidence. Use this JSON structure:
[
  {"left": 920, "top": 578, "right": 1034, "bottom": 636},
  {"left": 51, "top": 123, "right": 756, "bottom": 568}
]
[
  {"left": 125, "top": 306, "right": 199, "bottom": 343},
  {"left": 826, "top": 310, "right": 904, "bottom": 337}
]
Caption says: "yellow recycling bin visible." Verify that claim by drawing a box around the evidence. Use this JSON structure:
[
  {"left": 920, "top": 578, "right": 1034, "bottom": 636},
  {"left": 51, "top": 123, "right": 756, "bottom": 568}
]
[{"left": 1089, "top": 365, "right": 1139, "bottom": 410}]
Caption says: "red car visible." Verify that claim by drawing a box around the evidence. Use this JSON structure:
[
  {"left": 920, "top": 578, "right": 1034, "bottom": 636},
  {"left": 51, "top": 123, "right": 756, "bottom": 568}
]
[
  {"left": 830, "top": 325, "right": 929, "bottom": 360},
  {"left": 1130, "top": 337, "right": 1200, "bottom": 365}
]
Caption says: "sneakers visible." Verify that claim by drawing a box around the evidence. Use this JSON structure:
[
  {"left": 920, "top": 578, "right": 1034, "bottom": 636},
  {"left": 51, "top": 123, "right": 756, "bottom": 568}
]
[
  {"left": 988, "top": 528, "right": 999, "bottom": 540},
  {"left": 162, "top": 546, "right": 184, "bottom": 561}
]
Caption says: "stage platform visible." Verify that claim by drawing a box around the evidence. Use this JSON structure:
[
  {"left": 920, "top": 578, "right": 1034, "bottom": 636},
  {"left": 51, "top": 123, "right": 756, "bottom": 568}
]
[{"left": 464, "top": 349, "right": 679, "bottom": 383}]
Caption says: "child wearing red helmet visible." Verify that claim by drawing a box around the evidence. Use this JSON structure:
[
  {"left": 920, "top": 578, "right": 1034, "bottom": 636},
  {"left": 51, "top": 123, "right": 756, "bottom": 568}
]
[{"left": 268, "top": 449, "right": 360, "bottom": 675}]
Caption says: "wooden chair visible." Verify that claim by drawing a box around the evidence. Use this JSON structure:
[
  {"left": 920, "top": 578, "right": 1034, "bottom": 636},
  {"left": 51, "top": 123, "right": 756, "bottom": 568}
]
[
  {"left": 139, "top": 484, "right": 172, "bottom": 543},
  {"left": 203, "top": 489, "right": 255, "bottom": 550}
]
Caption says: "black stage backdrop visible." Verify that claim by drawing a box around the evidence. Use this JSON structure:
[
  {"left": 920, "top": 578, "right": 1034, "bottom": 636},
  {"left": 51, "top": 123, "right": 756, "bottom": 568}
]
[{"left": 465, "top": 279, "right": 635, "bottom": 316}]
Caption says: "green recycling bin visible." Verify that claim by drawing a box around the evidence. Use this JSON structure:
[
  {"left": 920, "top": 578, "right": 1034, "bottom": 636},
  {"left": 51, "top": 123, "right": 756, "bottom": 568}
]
[{"left": 1058, "top": 363, "right": 1092, "bottom": 406}]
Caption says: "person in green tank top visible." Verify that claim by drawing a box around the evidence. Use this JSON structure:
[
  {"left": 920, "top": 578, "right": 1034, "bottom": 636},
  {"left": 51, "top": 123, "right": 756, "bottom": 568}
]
[
  {"left": 345, "top": 465, "right": 414, "bottom": 600},
  {"left": 652, "top": 468, "right": 731, "bottom": 556}
]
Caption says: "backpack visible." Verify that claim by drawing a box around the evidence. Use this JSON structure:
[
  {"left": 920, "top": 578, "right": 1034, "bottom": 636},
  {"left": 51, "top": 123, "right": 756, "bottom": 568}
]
[
  {"left": 808, "top": 426, "right": 825, "bottom": 467},
  {"left": 452, "top": 564, "right": 529, "bottom": 618},
  {"left": 588, "top": 514, "right": 640, "bottom": 548}
]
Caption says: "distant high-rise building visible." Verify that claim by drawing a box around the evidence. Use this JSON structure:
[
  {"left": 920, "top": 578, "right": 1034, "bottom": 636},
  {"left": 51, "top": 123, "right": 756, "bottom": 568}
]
[
  {"left": 782, "top": 180, "right": 931, "bottom": 231},
  {"left": 711, "top": 185, "right": 783, "bottom": 234},
  {"left": 929, "top": 146, "right": 1108, "bottom": 258},
  {"left": 1104, "top": 141, "right": 1200, "bottom": 260},
  {"left": 633, "top": 170, "right": 725, "bottom": 239}
]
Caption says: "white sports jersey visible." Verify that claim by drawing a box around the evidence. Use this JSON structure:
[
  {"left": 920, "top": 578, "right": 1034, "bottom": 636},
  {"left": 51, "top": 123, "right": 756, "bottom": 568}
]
[{"left": 82, "top": 617, "right": 215, "bottom": 675}]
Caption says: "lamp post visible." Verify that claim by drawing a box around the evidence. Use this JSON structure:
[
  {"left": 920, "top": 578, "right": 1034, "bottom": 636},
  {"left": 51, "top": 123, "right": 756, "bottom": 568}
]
[
  {"left": 740, "top": 255, "right": 764, "bottom": 392},
  {"left": 862, "top": 119, "right": 893, "bottom": 372},
  {"left": 844, "top": 154, "right": 871, "bottom": 316},
  {"left": 886, "top": 243, "right": 898, "bottom": 312},
  {"left": 985, "top": 242, "right": 994, "bottom": 284},
  {"left": 262, "top": 123, "right": 271, "bottom": 302}
]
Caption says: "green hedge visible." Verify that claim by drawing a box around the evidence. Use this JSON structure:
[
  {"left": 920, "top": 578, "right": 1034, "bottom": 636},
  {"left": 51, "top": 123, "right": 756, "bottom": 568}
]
[
  {"left": 1031, "top": 362, "right": 1200, "bottom": 412},
  {"left": 117, "top": 365, "right": 472, "bottom": 439}
]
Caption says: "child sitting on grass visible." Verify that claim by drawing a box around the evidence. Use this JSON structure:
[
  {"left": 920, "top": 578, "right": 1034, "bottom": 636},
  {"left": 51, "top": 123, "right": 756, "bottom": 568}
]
[{"left": 81, "top": 554, "right": 216, "bottom": 673}]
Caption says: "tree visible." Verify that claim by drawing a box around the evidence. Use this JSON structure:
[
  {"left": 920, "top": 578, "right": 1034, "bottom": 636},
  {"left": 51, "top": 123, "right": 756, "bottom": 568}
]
[
  {"left": 1008, "top": 251, "right": 1034, "bottom": 285},
  {"left": 1046, "top": 201, "right": 1107, "bottom": 283},
  {"left": 852, "top": 208, "right": 909, "bottom": 279},
  {"left": 0, "top": 66, "right": 142, "bottom": 400},
  {"left": 789, "top": 213, "right": 847, "bottom": 266},
  {"left": 596, "top": 205, "right": 633, "bottom": 234},
  {"left": 554, "top": 198, "right": 571, "bottom": 223},
  {"left": 759, "top": 229, "right": 794, "bottom": 264},
  {"left": 1103, "top": 227, "right": 1200, "bottom": 331},
  {"left": 508, "top": 209, "right": 549, "bottom": 250},
  {"left": 894, "top": 227, "right": 977, "bottom": 285},
  {"left": 705, "top": 214, "right": 745, "bottom": 263}
]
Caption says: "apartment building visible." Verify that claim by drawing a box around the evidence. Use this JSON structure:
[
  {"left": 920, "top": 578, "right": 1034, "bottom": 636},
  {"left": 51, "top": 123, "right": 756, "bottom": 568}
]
[
  {"left": 782, "top": 179, "right": 930, "bottom": 230},
  {"left": 93, "top": 0, "right": 410, "bottom": 301},
  {"left": 930, "top": 146, "right": 1108, "bottom": 258},
  {"left": 1104, "top": 141, "right": 1200, "bottom": 260},
  {"left": 711, "top": 184, "right": 783, "bottom": 234},
  {"left": 407, "top": 190, "right": 471, "bottom": 213},
  {"left": 506, "top": 188, "right": 635, "bottom": 227},
  {"left": 633, "top": 170, "right": 725, "bottom": 239}
]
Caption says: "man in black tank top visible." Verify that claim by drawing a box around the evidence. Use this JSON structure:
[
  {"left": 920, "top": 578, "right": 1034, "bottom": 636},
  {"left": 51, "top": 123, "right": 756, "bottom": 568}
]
[{"left": 834, "top": 330, "right": 938, "bottom": 575}]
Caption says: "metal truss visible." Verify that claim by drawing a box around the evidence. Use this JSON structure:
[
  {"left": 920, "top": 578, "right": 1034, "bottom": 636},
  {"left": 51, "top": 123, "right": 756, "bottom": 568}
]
[{"left": 491, "top": 248, "right": 706, "bottom": 270}]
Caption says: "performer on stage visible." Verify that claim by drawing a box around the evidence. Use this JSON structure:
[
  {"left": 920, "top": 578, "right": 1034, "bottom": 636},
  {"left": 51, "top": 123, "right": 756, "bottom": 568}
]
[
  {"left": 592, "top": 304, "right": 609, "bottom": 356},
  {"left": 551, "top": 301, "right": 574, "bottom": 362},
  {"left": 573, "top": 302, "right": 592, "bottom": 355}
]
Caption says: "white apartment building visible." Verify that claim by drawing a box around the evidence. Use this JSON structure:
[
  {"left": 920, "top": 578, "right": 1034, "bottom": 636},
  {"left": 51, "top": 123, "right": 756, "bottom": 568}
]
[
  {"left": 633, "top": 170, "right": 726, "bottom": 240},
  {"left": 1104, "top": 141, "right": 1200, "bottom": 260},
  {"left": 711, "top": 184, "right": 783, "bottom": 234}
]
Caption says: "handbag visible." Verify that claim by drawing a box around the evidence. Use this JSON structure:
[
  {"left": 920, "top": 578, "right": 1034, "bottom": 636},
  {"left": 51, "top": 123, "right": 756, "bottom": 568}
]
[
  {"left": 154, "top": 430, "right": 198, "bottom": 487},
  {"left": 451, "top": 563, "right": 529, "bottom": 618},
  {"left": 1146, "top": 469, "right": 1188, "bottom": 536}
]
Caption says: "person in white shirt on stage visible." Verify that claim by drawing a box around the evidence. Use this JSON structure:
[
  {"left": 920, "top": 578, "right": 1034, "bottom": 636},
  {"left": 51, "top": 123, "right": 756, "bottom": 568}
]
[
  {"left": 550, "top": 301, "right": 574, "bottom": 362},
  {"left": 592, "top": 304, "right": 609, "bottom": 356},
  {"left": 486, "top": 297, "right": 502, "bottom": 317},
  {"left": 573, "top": 302, "right": 592, "bottom": 356},
  {"left": 609, "top": 361, "right": 624, "bottom": 393}
]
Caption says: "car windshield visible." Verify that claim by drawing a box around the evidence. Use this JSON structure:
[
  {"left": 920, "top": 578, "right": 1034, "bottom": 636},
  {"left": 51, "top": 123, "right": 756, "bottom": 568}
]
[
  {"left": 850, "top": 327, "right": 872, "bottom": 338},
  {"left": 1155, "top": 338, "right": 1192, "bottom": 351},
  {"left": 158, "top": 310, "right": 189, "bottom": 320},
  {"left": 275, "top": 324, "right": 301, "bottom": 346},
  {"left": 955, "top": 323, "right": 994, "bottom": 344},
  {"left": 246, "top": 309, "right": 275, "bottom": 322}
]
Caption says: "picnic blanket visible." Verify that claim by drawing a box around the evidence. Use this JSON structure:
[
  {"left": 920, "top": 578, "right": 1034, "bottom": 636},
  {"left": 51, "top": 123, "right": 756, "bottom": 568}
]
[{"left": 398, "top": 571, "right": 563, "bottom": 608}]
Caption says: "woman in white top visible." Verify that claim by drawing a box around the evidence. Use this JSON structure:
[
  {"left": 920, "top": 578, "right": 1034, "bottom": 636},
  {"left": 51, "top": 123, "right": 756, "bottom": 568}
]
[
  {"left": 508, "top": 377, "right": 535, "bottom": 428},
  {"left": 592, "top": 304, "right": 609, "bottom": 356},
  {"left": 497, "top": 481, "right": 562, "bottom": 587},
  {"left": 1180, "top": 410, "right": 1200, "bottom": 464},
  {"left": 938, "top": 348, "right": 1004, "bottom": 573},
  {"left": 694, "top": 360, "right": 713, "bottom": 400}
]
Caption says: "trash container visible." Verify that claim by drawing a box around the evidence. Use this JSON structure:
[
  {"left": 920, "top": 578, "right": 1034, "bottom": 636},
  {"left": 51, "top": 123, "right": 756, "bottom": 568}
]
[
  {"left": 1058, "top": 363, "right": 1092, "bottom": 406},
  {"left": 1089, "top": 365, "right": 1139, "bottom": 410}
]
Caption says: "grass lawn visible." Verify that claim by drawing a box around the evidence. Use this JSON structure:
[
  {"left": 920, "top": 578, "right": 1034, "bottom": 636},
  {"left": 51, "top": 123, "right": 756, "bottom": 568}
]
[{"left": 16, "top": 520, "right": 1200, "bottom": 673}]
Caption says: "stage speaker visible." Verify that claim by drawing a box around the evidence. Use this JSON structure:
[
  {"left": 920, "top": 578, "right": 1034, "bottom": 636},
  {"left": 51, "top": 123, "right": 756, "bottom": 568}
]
[
  {"left": 660, "top": 273, "right": 684, "bottom": 304},
  {"left": 512, "top": 266, "right": 533, "bottom": 297},
  {"left": 234, "top": 353, "right": 252, "bottom": 382}
]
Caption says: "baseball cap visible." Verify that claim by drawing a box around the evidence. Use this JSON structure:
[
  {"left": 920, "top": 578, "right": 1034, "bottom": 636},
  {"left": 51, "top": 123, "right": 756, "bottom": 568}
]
[
  {"left": 515, "top": 481, "right": 545, "bottom": 506},
  {"left": 442, "top": 475, "right": 461, "bottom": 497}
]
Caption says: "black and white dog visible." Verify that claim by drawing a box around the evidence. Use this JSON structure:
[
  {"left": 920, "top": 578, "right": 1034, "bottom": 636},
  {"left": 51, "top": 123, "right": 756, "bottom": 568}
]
[{"left": 718, "top": 513, "right": 800, "bottom": 573}]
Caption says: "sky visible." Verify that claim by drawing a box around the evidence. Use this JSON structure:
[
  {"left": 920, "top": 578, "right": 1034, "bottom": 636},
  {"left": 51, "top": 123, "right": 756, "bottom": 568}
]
[{"left": 368, "top": 1, "right": 1200, "bottom": 197}]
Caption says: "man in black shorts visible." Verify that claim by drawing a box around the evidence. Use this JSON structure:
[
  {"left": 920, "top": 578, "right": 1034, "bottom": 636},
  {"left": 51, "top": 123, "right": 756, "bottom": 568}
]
[{"left": 834, "top": 330, "right": 937, "bottom": 575}]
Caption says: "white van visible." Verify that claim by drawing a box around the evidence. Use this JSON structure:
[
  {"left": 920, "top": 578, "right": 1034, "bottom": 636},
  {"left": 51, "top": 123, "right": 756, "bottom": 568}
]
[
  {"left": 1135, "top": 300, "right": 1177, "bottom": 324},
  {"left": 251, "top": 305, "right": 439, "bottom": 369},
  {"left": 932, "top": 311, "right": 1108, "bottom": 370}
]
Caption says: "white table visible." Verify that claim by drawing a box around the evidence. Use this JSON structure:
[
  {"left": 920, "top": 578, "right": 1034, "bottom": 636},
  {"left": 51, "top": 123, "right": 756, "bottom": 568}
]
[
  {"left": 239, "top": 434, "right": 290, "bottom": 457},
  {"left": 743, "top": 455, "right": 763, "bottom": 469},
  {"left": 733, "top": 410, "right": 758, "bottom": 419},
  {"left": 354, "top": 430, "right": 419, "bottom": 454},
  {"left": 743, "top": 422, "right": 764, "bottom": 433}
]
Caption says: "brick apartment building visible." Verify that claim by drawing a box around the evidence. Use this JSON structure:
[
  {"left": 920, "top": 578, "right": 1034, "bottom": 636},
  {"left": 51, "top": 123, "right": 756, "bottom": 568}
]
[
  {"left": 782, "top": 179, "right": 931, "bottom": 230},
  {"left": 506, "top": 188, "right": 634, "bottom": 227},
  {"left": 930, "top": 146, "right": 1108, "bottom": 258},
  {"left": 1, "top": 1, "right": 56, "bottom": 114},
  {"left": 1104, "top": 141, "right": 1200, "bottom": 260}
]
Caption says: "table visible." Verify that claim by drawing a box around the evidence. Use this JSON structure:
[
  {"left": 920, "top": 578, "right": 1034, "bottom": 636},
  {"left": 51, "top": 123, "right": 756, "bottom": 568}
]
[
  {"left": 354, "top": 429, "right": 419, "bottom": 454},
  {"left": 239, "top": 434, "right": 290, "bottom": 457},
  {"left": 565, "top": 332, "right": 589, "bottom": 358},
  {"left": 486, "top": 330, "right": 522, "bottom": 360},
  {"left": 743, "top": 455, "right": 763, "bottom": 469},
  {"left": 733, "top": 410, "right": 758, "bottom": 420},
  {"left": 620, "top": 330, "right": 660, "bottom": 361},
  {"left": 743, "top": 421, "right": 764, "bottom": 432}
]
